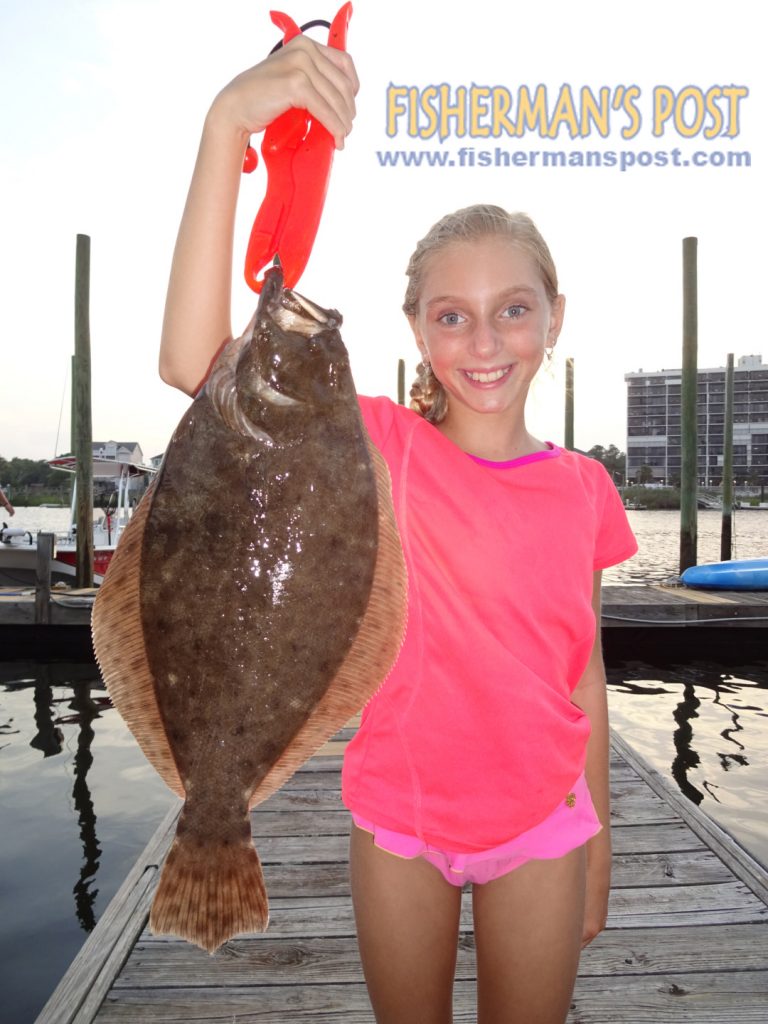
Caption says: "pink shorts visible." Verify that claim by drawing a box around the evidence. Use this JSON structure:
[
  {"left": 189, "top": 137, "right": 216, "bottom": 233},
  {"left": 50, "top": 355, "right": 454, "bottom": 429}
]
[{"left": 351, "top": 773, "right": 601, "bottom": 887}]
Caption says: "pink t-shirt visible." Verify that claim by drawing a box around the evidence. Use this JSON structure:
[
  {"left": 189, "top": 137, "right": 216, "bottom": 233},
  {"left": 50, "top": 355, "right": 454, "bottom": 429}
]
[{"left": 341, "top": 396, "right": 638, "bottom": 853}]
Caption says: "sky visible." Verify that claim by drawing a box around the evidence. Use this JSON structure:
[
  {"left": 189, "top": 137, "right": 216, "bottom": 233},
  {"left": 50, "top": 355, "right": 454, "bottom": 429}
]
[{"left": 0, "top": 0, "right": 763, "bottom": 463}]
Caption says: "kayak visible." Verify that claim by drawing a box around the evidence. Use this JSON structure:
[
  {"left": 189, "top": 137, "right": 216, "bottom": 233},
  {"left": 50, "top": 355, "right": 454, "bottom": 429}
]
[{"left": 681, "top": 558, "right": 768, "bottom": 591}]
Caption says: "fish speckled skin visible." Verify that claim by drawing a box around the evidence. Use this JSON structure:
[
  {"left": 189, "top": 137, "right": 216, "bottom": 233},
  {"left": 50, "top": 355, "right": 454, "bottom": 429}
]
[{"left": 92, "top": 267, "right": 407, "bottom": 952}]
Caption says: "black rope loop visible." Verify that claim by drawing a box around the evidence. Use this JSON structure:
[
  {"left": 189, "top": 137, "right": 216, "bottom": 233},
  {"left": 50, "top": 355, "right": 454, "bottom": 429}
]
[{"left": 269, "top": 19, "right": 332, "bottom": 54}]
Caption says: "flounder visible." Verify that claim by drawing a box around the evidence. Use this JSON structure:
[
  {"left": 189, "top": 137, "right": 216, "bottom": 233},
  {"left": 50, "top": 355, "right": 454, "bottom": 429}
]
[{"left": 92, "top": 267, "right": 406, "bottom": 953}]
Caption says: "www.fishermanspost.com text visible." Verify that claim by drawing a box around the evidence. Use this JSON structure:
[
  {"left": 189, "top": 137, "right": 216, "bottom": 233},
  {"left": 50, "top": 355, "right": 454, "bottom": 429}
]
[{"left": 374, "top": 146, "right": 751, "bottom": 173}]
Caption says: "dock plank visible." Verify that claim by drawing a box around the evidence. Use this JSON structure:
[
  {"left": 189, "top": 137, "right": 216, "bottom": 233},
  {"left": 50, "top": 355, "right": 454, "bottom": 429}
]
[
  {"left": 37, "top": 730, "right": 768, "bottom": 1024},
  {"left": 128, "top": 879, "right": 765, "bottom": 941},
  {"left": 600, "top": 583, "right": 768, "bottom": 628},
  {"left": 118, "top": 922, "right": 768, "bottom": 987},
  {"left": 89, "top": 973, "right": 768, "bottom": 1023}
]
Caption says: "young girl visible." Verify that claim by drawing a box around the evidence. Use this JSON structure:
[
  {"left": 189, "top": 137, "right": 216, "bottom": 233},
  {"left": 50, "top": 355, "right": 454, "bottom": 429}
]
[{"left": 159, "top": 33, "right": 637, "bottom": 1024}]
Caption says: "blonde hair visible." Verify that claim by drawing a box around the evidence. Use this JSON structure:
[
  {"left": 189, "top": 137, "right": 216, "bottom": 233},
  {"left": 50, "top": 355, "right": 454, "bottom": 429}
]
[{"left": 404, "top": 205, "right": 559, "bottom": 423}]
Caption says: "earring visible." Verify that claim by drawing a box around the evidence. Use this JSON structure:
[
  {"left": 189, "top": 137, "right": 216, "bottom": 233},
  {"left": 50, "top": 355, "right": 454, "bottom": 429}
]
[{"left": 545, "top": 346, "right": 554, "bottom": 361}]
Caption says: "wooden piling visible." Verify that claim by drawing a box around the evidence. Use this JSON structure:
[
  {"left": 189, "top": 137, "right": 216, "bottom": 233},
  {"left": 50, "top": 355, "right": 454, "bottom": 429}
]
[
  {"left": 35, "top": 533, "right": 54, "bottom": 625},
  {"left": 679, "top": 238, "right": 698, "bottom": 574},
  {"left": 397, "top": 358, "right": 405, "bottom": 406},
  {"left": 74, "top": 234, "right": 94, "bottom": 589},
  {"left": 70, "top": 354, "right": 76, "bottom": 454},
  {"left": 564, "top": 356, "right": 574, "bottom": 451},
  {"left": 721, "top": 353, "right": 734, "bottom": 561}
]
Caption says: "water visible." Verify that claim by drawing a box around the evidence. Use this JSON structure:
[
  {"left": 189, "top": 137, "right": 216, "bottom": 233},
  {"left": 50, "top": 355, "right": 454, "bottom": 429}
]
[
  {"left": 0, "top": 666, "right": 174, "bottom": 1023},
  {"left": 11, "top": 504, "right": 768, "bottom": 585},
  {"left": 606, "top": 657, "right": 768, "bottom": 868},
  {"left": 609, "top": 507, "right": 768, "bottom": 585},
  {"left": 1, "top": 507, "right": 75, "bottom": 534},
  {"left": 607, "top": 507, "right": 768, "bottom": 867},
  {"left": 1, "top": 506, "right": 767, "bottom": 1022}
]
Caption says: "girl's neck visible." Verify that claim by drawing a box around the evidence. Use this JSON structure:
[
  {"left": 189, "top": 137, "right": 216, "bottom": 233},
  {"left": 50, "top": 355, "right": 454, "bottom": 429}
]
[{"left": 435, "top": 408, "right": 548, "bottom": 462}]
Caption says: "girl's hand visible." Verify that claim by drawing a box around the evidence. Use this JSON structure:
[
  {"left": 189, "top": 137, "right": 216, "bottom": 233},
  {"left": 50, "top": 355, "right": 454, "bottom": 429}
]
[
  {"left": 581, "top": 843, "right": 611, "bottom": 947},
  {"left": 209, "top": 34, "right": 359, "bottom": 150},
  {"left": 159, "top": 35, "right": 359, "bottom": 396}
]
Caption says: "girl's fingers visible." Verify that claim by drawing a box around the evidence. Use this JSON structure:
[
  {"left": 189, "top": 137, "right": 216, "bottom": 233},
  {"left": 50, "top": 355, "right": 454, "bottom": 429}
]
[
  {"left": 275, "top": 37, "right": 359, "bottom": 146},
  {"left": 216, "top": 36, "right": 358, "bottom": 150}
]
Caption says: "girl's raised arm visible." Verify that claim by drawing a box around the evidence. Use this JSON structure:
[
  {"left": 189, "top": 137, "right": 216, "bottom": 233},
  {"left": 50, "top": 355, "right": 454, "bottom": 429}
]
[{"left": 159, "top": 36, "right": 359, "bottom": 396}]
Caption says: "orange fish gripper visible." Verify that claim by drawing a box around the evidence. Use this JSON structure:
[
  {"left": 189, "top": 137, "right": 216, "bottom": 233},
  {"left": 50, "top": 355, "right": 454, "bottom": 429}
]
[{"left": 242, "top": 2, "right": 353, "bottom": 293}]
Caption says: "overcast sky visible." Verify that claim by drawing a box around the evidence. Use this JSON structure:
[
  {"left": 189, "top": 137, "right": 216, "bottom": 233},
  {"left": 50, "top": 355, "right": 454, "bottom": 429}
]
[{"left": 1, "top": 0, "right": 763, "bottom": 463}]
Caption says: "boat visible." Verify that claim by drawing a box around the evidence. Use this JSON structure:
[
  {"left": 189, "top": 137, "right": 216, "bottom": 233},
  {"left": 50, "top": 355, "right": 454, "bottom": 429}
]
[
  {"left": 1, "top": 521, "right": 85, "bottom": 587},
  {"left": 47, "top": 449, "right": 156, "bottom": 576},
  {"left": 680, "top": 557, "right": 768, "bottom": 591},
  {"left": 0, "top": 444, "right": 156, "bottom": 588}
]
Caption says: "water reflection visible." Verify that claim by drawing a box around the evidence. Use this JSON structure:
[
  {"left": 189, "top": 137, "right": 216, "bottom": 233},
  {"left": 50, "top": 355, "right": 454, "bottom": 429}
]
[
  {"left": 0, "top": 708, "right": 20, "bottom": 750},
  {"left": 607, "top": 656, "right": 768, "bottom": 865},
  {"left": 671, "top": 680, "right": 702, "bottom": 805},
  {"left": 2, "top": 672, "right": 107, "bottom": 932},
  {"left": 68, "top": 685, "right": 103, "bottom": 932},
  {"left": 715, "top": 683, "right": 748, "bottom": 770},
  {"left": 30, "top": 682, "right": 64, "bottom": 757},
  {"left": 0, "top": 662, "right": 175, "bottom": 1024}
]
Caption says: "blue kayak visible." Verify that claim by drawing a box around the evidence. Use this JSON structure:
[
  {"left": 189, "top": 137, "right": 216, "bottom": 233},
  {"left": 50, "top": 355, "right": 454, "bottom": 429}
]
[{"left": 681, "top": 558, "right": 768, "bottom": 591}]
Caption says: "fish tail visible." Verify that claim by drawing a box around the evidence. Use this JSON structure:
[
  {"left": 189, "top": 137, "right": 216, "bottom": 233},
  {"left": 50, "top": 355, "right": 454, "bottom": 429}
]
[{"left": 150, "top": 832, "right": 269, "bottom": 953}]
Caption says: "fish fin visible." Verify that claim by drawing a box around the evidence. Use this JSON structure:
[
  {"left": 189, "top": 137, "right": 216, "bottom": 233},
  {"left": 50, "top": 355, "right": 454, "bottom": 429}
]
[
  {"left": 249, "top": 434, "right": 407, "bottom": 807},
  {"left": 91, "top": 488, "right": 185, "bottom": 799},
  {"left": 206, "top": 331, "right": 277, "bottom": 445},
  {"left": 150, "top": 833, "right": 269, "bottom": 953}
]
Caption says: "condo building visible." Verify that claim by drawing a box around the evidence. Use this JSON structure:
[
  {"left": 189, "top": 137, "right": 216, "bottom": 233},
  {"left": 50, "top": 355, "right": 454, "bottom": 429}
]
[{"left": 624, "top": 354, "right": 768, "bottom": 486}]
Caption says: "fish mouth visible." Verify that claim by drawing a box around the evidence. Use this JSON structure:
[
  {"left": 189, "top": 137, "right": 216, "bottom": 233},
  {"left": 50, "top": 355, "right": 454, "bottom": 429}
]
[{"left": 261, "top": 266, "right": 341, "bottom": 337}]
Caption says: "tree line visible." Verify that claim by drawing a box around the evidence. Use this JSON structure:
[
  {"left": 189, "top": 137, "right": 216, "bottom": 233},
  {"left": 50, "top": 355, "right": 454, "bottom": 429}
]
[
  {"left": 3, "top": 446, "right": 630, "bottom": 497},
  {"left": 0, "top": 456, "right": 71, "bottom": 502},
  {"left": 583, "top": 444, "right": 626, "bottom": 483}
]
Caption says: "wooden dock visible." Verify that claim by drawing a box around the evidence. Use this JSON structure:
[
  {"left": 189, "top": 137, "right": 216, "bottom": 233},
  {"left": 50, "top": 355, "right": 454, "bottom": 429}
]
[
  {"left": 0, "top": 587, "right": 98, "bottom": 625},
  {"left": 0, "top": 587, "right": 99, "bottom": 659},
  {"left": 5, "top": 582, "right": 768, "bottom": 662},
  {"left": 37, "top": 727, "right": 768, "bottom": 1023},
  {"left": 5, "top": 584, "right": 768, "bottom": 629},
  {"left": 601, "top": 584, "right": 768, "bottom": 628},
  {"left": 4, "top": 583, "right": 768, "bottom": 660}
]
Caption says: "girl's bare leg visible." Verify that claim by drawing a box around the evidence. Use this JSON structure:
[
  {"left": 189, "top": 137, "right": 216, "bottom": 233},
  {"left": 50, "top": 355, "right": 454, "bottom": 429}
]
[
  {"left": 472, "top": 846, "right": 586, "bottom": 1024},
  {"left": 349, "top": 825, "right": 463, "bottom": 1024}
]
